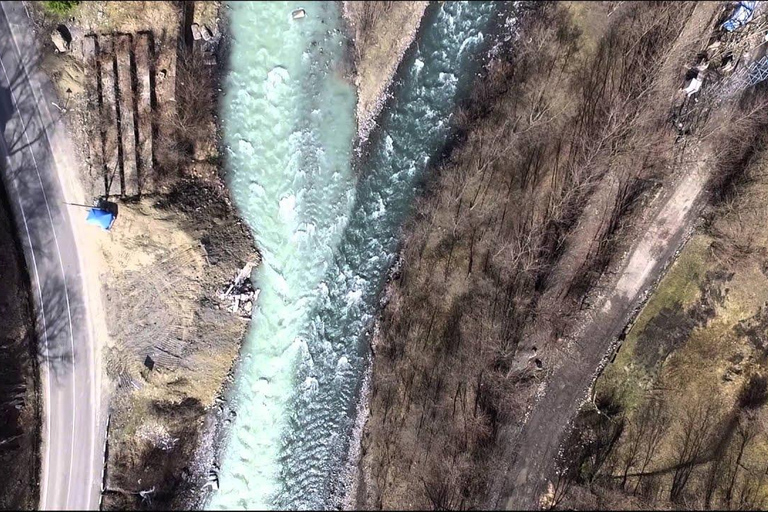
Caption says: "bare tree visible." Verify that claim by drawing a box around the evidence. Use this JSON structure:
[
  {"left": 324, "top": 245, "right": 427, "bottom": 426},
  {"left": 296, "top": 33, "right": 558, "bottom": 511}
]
[{"left": 670, "top": 394, "right": 721, "bottom": 503}]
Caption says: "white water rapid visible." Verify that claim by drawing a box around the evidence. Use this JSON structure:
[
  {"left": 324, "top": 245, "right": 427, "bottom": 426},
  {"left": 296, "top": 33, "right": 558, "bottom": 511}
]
[{"left": 209, "top": 1, "right": 500, "bottom": 509}]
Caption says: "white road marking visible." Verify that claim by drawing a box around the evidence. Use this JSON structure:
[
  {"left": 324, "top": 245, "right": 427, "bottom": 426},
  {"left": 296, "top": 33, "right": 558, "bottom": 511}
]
[
  {"left": 0, "top": 46, "right": 78, "bottom": 509},
  {"left": 32, "top": 80, "right": 102, "bottom": 508}
]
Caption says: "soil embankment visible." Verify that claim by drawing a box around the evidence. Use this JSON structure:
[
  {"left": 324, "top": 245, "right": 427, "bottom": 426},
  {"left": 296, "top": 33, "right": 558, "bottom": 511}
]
[
  {"left": 0, "top": 178, "right": 39, "bottom": 510},
  {"left": 342, "top": 1, "right": 428, "bottom": 143},
  {"left": 29, "top": 2, "right": 257, "bottom": 509}
]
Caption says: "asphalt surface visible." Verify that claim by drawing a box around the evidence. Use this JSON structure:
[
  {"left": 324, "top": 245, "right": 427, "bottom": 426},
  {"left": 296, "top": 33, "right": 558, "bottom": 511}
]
[{"left": 0, "top": 3, "right": 102, "bottom": 510}]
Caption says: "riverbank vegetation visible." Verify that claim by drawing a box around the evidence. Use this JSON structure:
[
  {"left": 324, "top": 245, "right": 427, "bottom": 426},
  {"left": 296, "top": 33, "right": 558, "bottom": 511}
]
[
  {"left": 358, "top": 1, "right": 738, "bottom": 508},
  {"left": 43, "top": 1, "right": 80, "bottom": 16}
]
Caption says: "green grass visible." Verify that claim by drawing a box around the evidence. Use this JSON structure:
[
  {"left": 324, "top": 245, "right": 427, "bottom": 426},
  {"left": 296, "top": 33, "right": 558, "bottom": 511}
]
[
  {"left": 596, "top": 234, "right": 712, "bottom": 412},
  {"left": 43, "top": 1, "right": 79, "bottom": 16},
  {"left": 631, "top": 234, "right": 712, "bottom": 335}
]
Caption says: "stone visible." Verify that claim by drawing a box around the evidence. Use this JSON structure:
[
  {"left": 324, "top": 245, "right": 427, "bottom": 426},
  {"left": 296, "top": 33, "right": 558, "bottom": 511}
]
[
  {"left": 201, "top": 25, "right": 213, "bottom": 41},
  {"left": 51, "top": 29, "right": 69, "bottom": 53},
  {"left": 203, "top": 53, "right": 217, "bottom": 67},
  {"left": 190, "top": 23, "right": 202, "bottom": 41}
]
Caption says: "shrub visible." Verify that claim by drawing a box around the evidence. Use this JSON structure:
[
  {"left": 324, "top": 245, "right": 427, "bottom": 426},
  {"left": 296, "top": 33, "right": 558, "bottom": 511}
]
[{"left": 44, "top": 1, "right": 80, "bottom": 16}]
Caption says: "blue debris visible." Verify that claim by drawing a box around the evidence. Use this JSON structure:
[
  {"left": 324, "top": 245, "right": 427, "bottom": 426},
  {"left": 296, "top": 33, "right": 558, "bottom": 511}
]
[
  {"left": 722, "top": 1, "right": 757, "bottom": 32},
  {"left": 85, "top": 207, "right": 116, "bottom": 230}
]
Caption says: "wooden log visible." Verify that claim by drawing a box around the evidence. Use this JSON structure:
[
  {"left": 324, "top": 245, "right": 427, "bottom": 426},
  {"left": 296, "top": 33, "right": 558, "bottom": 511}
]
[
  {"left": 98, "top": 35, "right": 120, "bottom": 197},
  {"left": 82, "top": 34, "right": 105, "bottom": 197}
]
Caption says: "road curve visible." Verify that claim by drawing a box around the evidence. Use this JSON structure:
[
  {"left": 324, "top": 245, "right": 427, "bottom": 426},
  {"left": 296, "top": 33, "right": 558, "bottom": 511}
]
[{"left": 0, "top": 2, "right": 103, "bottom": 510}]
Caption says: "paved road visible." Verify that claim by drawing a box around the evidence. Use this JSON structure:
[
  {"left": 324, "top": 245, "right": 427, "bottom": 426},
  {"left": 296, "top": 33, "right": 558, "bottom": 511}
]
[{"left": 0, "top": 2, "right": 102, "bottom": 510}]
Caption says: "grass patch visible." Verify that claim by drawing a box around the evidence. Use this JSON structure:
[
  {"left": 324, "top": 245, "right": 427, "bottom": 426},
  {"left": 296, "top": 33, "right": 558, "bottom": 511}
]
[
  {"left": 631, "top": 235, "right": 712, "bottom": 336},
  {"left": 597, "top": 235, "right": 711, "bottom": 412},
  {"left": 43, "top": 1, "right": 79, "bottom": 16},
  {"left": 587, "top": 212, "right": 768, "bottom": 508}
]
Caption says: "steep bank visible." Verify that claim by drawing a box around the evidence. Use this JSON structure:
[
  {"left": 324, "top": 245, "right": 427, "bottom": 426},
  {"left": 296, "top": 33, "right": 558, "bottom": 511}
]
[
  {"left": 342, "top": 1, "right": 428, "bottom": 143},
  {"left": 0, "top": 179, "right": 39, "bottom": 510},
  {"left": 27, "top": 2, "right": 258, "bottom": 509}
]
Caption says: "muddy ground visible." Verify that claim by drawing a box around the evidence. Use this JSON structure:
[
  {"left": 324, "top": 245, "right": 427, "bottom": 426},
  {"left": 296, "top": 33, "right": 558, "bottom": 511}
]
[{"left": 0, "top": 176, "right": 39, "bottom": 509}]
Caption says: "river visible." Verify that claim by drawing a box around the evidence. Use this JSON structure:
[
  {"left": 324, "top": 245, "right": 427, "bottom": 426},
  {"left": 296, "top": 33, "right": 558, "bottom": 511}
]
[{"left": 208, "top": 1, "right": 501, "bottom": 509}]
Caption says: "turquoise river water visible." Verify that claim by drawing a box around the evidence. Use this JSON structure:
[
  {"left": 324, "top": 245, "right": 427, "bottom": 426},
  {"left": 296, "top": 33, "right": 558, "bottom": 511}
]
[{"left": 208, "top": 1, "right": 501, "bottom": 509}]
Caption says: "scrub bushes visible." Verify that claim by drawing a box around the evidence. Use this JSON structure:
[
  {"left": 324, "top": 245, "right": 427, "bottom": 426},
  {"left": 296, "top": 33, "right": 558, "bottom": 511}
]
[{"left": 43, "top": 1, "right": 79, "bottom": 16}]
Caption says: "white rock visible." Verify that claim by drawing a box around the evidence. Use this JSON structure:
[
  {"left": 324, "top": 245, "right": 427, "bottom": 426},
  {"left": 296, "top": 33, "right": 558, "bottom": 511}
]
[
  {"left": 191, "top": 23, "right": 202, "bottom": 41},
  {"left": 51, "top": 29, "right": 68, "bottom": 53}
]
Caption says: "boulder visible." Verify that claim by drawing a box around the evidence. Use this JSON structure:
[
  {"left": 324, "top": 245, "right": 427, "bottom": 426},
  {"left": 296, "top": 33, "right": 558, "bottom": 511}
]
[
  {"left": 51, "top": 29, "right": 69, "bottom": 53},
  {"left": 201, "top": 25, "right": 213, "bottom": 41},
  {"left": 190, "top": 23, "right": 202, "bottom": 41}
]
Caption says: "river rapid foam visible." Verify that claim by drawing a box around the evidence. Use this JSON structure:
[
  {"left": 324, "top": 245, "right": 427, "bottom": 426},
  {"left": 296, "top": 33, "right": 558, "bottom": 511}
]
[{"left": 209, "top": 2, "right": 500, "bottom": 509}]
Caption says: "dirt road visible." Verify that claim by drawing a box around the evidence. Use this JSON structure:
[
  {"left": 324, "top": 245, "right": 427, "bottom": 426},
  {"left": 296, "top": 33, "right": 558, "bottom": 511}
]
[{"left": 501, "top": 159, "right": 710, "bottom": 509}]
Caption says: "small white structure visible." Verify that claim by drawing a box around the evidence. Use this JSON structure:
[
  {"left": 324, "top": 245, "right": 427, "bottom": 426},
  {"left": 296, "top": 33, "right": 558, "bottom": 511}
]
[
  {"left": 292, "top": 8, "right": 306, "bottom": 19},
  {"left": 190, "top": 23, "right": 202, "bottom": 41},
  {"left": 683, "top": 74, "right": 703, "bottom": 96}
]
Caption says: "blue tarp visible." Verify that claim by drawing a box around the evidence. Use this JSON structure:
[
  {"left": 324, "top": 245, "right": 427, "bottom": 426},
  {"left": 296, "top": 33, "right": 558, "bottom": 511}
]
[
  {"left": 86, "top": 208, "right": 116, "bottom": 230},
  {"left": 722, "top": 1, "right": 757, "bottom": 32}
]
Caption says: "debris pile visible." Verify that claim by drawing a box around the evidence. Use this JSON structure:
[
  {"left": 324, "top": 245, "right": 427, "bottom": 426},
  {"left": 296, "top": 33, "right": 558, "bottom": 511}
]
[
  {"left": 219, "top": 262, "right": 260, "bottom": 317},
  {"left": 189, "top": 21, "right": 222, "bottom": 66},
  {"left": 202, "top": 468, "right": 219, "bottom": 491}
]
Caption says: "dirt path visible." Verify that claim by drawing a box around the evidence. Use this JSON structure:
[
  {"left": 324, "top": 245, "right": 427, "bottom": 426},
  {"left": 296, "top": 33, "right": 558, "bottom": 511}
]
[{"left": 500, "top": 154, "right": 710, "bottom": 510}]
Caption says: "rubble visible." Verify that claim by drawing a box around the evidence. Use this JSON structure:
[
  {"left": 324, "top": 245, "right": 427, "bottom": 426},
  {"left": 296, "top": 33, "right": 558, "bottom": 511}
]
[
  {"left": 191, "top": 23, "right": 203, "bottom": 41},
  {"left": 683, "top": 74, "right": 703, "bottom": 96},
  {"left": 219, "top": 262, "right": 260, "bottom": 317},
  {"left": 202, "top": 469, "right": 219, "bottom": 491}
]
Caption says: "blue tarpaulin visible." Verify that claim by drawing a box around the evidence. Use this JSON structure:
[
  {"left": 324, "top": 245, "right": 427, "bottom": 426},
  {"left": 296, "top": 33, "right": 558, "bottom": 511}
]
[
  {"left": 86, "top": 208, "right": 116, "bottom": 230},
  {"left": 722, "top": 1, "right": 757, "bottom": 32}
]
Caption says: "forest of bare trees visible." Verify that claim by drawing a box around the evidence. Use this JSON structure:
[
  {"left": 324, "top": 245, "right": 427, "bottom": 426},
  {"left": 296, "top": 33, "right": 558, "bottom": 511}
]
[
  {"left": 555, "top": 373, "right": 768, "bottom": 510},
  {"left": 358, "top": 1, "right": 720, "bottom": 509},
  {"left": 0, "top": 183, "right": 39, "bottom": 509},
  {"left": 552, "top": 80, "right": 768, "bottom": 509},
  {"left": 154, "top": 46, "right": 217, "bottom": 182}
]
